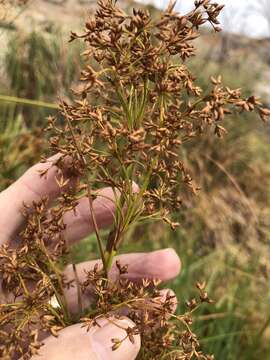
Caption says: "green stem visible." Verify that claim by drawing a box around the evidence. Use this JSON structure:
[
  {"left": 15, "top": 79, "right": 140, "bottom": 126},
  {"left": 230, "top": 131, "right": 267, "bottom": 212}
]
[
  {"left": 114, "top": 86, "right": 133, "bottom": 129},
  {"left": 63, "top": 105, "right": 107, "bottom": 276},
  {"left": 0, "top": 94, "right": 58, "bottom": 109},
  {"left": 104, "top": 250, "right": 117, "bottom": 272},
  {"left": 136, "top": 78, "right": 149, "bottom": 127}
]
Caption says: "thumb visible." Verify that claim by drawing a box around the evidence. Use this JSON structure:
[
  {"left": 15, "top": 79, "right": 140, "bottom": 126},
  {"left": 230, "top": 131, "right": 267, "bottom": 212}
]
[{"left": 32, "top": 317, "right": 141, "bottom": 360}]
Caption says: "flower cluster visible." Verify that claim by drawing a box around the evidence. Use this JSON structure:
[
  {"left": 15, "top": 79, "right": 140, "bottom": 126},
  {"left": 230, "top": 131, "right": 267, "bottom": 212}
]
[
  {"left": 1, "top": 0, "right": 269, "bottom": 358},
  {"left": 48, "top": 0, "right": 269, "bottom": 267}
]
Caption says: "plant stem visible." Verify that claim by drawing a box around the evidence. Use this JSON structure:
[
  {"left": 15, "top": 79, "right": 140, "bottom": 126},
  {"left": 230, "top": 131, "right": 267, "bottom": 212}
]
[
  {"left": 0, "top": 94, "right": 58, "bottom": 109},
  {"left": 72, "top": 263, "right": 83, "bottom": 315},
  {"left": 63, "top": 105, "right": 108, "bottom": 276}
]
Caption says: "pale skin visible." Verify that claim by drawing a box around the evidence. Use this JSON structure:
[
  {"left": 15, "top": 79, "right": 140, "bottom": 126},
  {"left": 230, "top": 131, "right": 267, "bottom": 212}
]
[{"left": 0, "top": 156, "right": 181, "bottom": 359}]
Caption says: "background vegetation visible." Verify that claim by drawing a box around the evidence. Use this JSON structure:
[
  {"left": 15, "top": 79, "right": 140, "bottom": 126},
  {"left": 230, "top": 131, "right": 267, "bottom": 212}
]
[{"left": 0, "top": 1, "right": 270, "bottom": 359}]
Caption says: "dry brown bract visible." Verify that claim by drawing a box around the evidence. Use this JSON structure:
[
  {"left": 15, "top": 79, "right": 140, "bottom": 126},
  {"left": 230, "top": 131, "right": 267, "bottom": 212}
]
[{"left": 1, "top": 0, "right": 269, "bottom": 359}]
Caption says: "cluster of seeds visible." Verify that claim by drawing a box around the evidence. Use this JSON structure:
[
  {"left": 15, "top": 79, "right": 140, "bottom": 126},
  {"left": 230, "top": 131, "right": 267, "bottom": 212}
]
[
  {"left": 1, "top": 0, "right": 269, "bottom": 359},
  {"left": 50, "top": 0, "right": 269, "bottom": 267}
]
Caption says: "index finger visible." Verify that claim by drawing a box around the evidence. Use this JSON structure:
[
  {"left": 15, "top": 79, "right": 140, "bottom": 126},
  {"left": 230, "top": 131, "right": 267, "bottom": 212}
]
[
  {"left": 63, "top": 248, "right": 181, "bottom": 314},
  {"left": 0, "top": 154, "right": 70, "bottom": 245}
]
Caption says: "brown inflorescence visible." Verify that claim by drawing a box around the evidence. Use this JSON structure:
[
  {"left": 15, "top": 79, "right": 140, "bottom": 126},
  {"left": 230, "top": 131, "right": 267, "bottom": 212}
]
[{"left": 1, "top": 1, "right": 269, "bottom": 359}]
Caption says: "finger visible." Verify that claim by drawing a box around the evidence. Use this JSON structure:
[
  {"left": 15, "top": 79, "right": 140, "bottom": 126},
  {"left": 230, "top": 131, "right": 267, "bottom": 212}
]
[
  {"left": 64, "top": 248, "right": 181, "bottom": 313},
  {"left": 0, "top": 154, "right": 71, "bottom": 244},
  {"left": 31, "top": 317, "right": 140, "bottom": 360},
  {"left": 63, "top": 183, "right": 139, "bottom": 245}
]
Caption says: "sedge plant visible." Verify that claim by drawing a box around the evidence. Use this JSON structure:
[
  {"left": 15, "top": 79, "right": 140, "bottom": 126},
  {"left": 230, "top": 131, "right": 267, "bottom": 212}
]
[{"left": 1, "top": 1, "right": 270, "bottom": 359}]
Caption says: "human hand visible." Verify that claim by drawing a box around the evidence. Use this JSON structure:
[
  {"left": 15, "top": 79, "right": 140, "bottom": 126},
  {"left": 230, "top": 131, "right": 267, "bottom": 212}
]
[{"left": 0, "top": 156, "right": 181, "bottom": 359}]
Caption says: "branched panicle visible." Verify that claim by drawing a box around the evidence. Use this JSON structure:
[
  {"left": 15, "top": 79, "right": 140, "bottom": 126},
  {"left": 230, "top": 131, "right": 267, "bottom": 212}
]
[
  {"left": 80, "top": 263, "right": 214, "bottom": 360},
  {"left": 1, "top": 1, "right": 269, "bottom": 359},
  {"left": 51, "top": 0, "right": 269, "bottom": 257}
]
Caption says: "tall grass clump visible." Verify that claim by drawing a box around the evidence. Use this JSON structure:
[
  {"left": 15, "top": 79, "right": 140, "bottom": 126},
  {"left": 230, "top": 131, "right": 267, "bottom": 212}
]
[
  {"left": 0, "top": 114, "right": 44, "bottom": 190},
  {"left": 0, "top": 1, "right": 269, "bottom": 359},
  {"left": 0, "top": 28, "right": 84, "bottom": 188},
  {"left": 1, "top": 29, "right": 83, "bottom": 125}
]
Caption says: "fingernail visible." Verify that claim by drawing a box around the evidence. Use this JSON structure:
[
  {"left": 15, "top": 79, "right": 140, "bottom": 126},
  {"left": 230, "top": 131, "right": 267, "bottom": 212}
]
[
  {"left": 131, "top": 181, "right": 140, "bottom": 193},
  {"left": 91, "top": 317, "right": 140, "bottom": 360},
  {"left": 139, "top": 248, "right": 181, "bottom": 280}
]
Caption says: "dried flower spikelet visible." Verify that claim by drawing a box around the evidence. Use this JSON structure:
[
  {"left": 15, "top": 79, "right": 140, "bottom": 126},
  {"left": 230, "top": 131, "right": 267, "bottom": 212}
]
[
  {"left": 1, "top": 1, "right": 269, "bottom": 359},
  {"left": 58, "top": 0, "right": 269, "bottom": 253}
]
